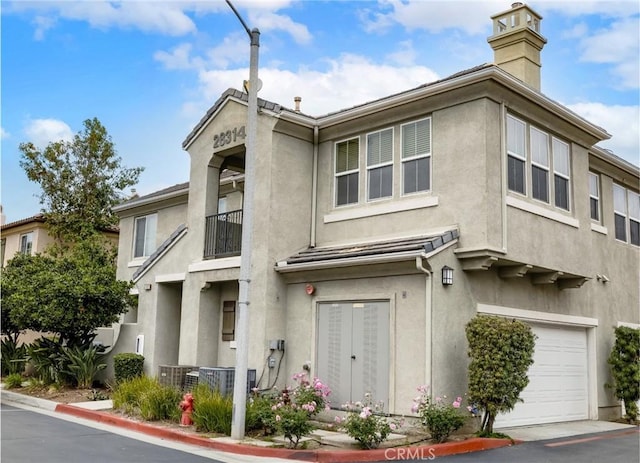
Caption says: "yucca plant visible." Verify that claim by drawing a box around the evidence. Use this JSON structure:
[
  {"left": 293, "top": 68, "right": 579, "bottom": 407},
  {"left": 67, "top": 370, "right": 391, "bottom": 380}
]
[
  {"left": 1, "top": 338, "right": 27, "bottom": 376},
  {"left": 3, "top": 373, "right": 24, "bottom": 389},
  {"left": 61, "top": 345, "right": 106, "bottom": 388}
]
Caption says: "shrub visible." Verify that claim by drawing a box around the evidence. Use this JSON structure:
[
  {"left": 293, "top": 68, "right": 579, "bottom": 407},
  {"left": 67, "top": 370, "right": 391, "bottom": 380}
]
[
  {"left": 112, "top": 375, "right": 159, "bottom": 415},
  {"left": 61, "top": 345, "right": 106, "bottom": 388},
  {"left": 466, "top": 315, "right": 535, "bottom": 434},
  {"left": 608, "top": 326, "right": 640, "bottom": 422},
  {"left": 245, "top": 392, "right": 277, "bottom": 434},
  {"left": 412, "top": 385, "right": 466, "bottom": 443},
  {"left": 139, "top": 386, "right": 182, "bottom": 422},
  {"left": 4, "top": 373, "right": 24, "bottom": 389},
  {"left": 25, "top": 337, "right": 67, "bottom": 385},
  {"left": 191, "top": 384, "right": 233, "bottom": 434},
  {"left": 338, "top": 393, "right": 402, "bottom": 449},
  {"left": 113, "top": 353, "right": 144, "bottom": 383},
  {"left": 1, "top": 338, "right": 27, "bottom": 376}
]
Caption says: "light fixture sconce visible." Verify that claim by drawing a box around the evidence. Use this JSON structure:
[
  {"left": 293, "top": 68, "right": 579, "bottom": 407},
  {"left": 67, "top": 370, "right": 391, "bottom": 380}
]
[
  {"left": 144, "top": 283, "right": 152, "bottom": 291},
  {"left": 441, "top": 266, "right": 454, "bottom": 286}
]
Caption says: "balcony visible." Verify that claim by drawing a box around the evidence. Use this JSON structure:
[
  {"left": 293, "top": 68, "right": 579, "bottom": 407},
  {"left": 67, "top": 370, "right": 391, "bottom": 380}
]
[{"left": 204, "top": 209, "right": 242, "bottom": 258}]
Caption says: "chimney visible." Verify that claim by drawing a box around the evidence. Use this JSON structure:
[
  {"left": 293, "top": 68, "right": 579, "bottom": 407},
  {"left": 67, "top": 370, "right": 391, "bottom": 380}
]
[
  {"left": 488, "top": 2, "right": 547, "bottom": 90},
  {"left": 294, "top": 96, "right": 302, "bottom": 112}
]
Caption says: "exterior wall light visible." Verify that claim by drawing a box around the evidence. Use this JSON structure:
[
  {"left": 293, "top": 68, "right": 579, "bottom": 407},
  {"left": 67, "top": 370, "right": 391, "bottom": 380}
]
[{"left": 442, "top": 266, "right": 454, "bottom": 286}]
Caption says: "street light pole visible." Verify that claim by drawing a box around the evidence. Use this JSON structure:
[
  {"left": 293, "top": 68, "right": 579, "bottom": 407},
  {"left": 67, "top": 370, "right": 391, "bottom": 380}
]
[{"left": 226, "top": 0, "right": 259, "bottom": 441}]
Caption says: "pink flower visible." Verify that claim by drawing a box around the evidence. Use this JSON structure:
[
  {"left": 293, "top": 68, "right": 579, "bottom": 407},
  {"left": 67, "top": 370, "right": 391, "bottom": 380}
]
[
  {"left": 452, "top": 401, "right": 461, "bottom": 408},
  {"left": 390, "top": 423, "right": 397, "bottom": 431},
  {"left": 359, "top": 407, "right": 372, "bottom": 419},
  {"left": 411, "top": 404, "right": 420, "bottom": 413},
  {"left": 456, "top": 397, "right": 462, "bottom": 403},
  {"left": 334, "top": 416, "right": 343, "bottom": 424}
]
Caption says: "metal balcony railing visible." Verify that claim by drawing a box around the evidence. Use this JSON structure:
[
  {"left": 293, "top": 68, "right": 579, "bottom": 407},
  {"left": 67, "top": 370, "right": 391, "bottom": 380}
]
[{"left": 204, "top": 209, "right": 243, "bottom": 258}]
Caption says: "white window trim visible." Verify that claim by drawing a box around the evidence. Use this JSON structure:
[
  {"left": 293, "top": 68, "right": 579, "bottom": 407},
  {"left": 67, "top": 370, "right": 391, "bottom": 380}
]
[
  {"left": 530, "top": 126, "right": 550, "bottom": 204},
  {"left": 552, "top": 137, "right": 571, "bottom": 211},
  {"left": 590, "top": 223, "right": 608, "bottom": 235},
  {"left": 133, "top": 213, "right": 158, "bottom": 258},
  {"left": 324, "top": 195, "right": 438, "bottom": 223},
  {"left": 366, "top": 127, "right": 394, "bottom": 202},
  {"left": 19, "top": 232, "right": 34, "bottom": 254},
  {"left": 401, "top": 117, "right": 432, "bottom": 197},
  {"left": 188, "top": 256, "right": 241, "bottom": 273},
  {"left": 589, "top": 172, "right": 601, "bottom": 223},
  {"left": 334, "top": 137, "right": 360, "bottom": 207},
  {"left": 506, "top": 195, "right": 579, "bottom": 228}
]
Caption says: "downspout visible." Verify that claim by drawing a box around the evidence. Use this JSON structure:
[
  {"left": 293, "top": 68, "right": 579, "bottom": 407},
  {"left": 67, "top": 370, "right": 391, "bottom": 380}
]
[
  {"left": 416, "top": 256, "right": 433, "bottom": 391},
  {"left": 310, "top": 125, "right": 319, "bottom": 248},
  {"left": 500, "top": 102, "right": 508, "bottom": 253}
]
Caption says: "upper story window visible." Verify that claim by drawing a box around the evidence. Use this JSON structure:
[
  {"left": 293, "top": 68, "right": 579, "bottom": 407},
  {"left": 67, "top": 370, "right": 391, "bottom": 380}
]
[
  {"left": 366, "top": 128, "right": 393, "bottom": 201},
  {"left": 588, "top": 172, "right": 600, "bottom": 222},
  {"left": 20, "top": 232, "right": 33, "bottom": 255},
  {"left": 401, "top": 118, "right": 431, "bottom": 195},
  {"left": 507, "top": 114, "right": 571, "bottom": 211},
  {"left": 335, "top": 138, "right": 360, "bottom": 206},
  {"left": 613, "top": 184, "right": 640, "bottom": 246},
  {"left": 133, "top": 213, "right": 158, "bottom": 258}
]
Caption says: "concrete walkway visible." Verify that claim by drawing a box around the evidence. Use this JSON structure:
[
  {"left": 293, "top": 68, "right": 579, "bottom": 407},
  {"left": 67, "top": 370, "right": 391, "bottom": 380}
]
[{"left": 498, "top": 420, "right": 635, "bottom": 441}]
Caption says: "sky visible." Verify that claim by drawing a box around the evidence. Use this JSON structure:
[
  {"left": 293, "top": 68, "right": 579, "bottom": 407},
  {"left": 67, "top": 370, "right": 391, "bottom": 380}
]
[{"left": 1, "top": 0, "right": 639, "bottom": 224}]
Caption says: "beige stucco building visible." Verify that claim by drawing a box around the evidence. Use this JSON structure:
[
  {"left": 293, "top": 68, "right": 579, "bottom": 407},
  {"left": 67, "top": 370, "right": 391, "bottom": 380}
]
[{"left": 109, "top": 3, "right": 639, "bottom": 428}]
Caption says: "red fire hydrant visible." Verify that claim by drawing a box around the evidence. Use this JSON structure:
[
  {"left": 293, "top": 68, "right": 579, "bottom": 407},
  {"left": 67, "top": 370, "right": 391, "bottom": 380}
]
[{"left": 179, "top": 393, "right": 194, "bottom": 426}]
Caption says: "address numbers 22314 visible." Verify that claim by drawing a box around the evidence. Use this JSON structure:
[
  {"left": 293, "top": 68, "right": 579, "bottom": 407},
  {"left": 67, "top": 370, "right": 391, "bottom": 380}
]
[{"left": 213, "top": 126, "right": 246, "bottom": 149}]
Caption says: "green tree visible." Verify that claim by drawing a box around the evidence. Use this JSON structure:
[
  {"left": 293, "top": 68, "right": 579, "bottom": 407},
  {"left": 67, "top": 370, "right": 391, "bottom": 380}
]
[
  {"left": 1, "top": 238, "right": 134, "bottom": 347},
  {"left": 608, "top": 326, "right": 640, "bottom": 422},
  {"left": 19, "top": 117, "right": 143, "bottom": 241},
  {"left": 466, "top": 315, "right": 536, "bottom": 434}
]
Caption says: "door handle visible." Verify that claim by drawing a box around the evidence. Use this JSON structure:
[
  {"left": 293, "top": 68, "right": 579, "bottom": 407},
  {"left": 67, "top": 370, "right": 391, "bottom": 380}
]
[{"left": 351, "top": 355, "right": 356, "bottom": 360}]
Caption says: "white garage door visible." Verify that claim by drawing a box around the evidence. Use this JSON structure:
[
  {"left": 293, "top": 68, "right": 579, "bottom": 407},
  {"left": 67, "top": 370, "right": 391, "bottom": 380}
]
[{"left": 495, "top": 323, "right": 589, "bottom": 428}]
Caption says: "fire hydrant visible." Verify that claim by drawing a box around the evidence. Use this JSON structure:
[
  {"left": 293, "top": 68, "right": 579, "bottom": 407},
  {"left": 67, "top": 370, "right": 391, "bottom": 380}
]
[{"left": 179, "top": 393, "right": 194, "bottom": 426}]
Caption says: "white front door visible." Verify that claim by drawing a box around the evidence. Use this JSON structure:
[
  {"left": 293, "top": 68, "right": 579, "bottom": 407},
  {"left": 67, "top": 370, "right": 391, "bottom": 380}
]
[
  {"left": 495, "top": 323, "right": 589, "bottom": 428},
  {"left": 316, "top": 301, "right": 390, "bottom": 410}
]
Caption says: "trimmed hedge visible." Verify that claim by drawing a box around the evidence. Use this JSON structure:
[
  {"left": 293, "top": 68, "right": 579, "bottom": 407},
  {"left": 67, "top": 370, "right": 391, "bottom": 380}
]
[{"left": 114, "top": 353, "right": 144, "bottom": 383}]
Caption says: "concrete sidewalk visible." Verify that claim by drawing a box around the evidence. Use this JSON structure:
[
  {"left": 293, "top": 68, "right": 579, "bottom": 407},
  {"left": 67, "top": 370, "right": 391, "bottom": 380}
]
[{"left": 1, "top": 389, "right": 635, "bottom": 462}]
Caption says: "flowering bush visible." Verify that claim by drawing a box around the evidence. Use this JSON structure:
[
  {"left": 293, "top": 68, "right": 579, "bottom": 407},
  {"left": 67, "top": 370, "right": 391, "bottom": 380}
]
[
  {"left": 268, "top": 373, "right": 332, "bottom": 448},
  {"left": 337, "top": 393, "right": 402, "bottom": 449},
  {"left": 412, "top": 385, "right": 466, "bottom": 443}
]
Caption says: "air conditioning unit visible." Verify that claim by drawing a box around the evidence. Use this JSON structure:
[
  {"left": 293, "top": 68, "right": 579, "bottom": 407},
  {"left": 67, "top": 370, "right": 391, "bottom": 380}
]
[
  {"left": 158, "top": 365, "right": 199, "bottom": 389},
  {"left": 184, "top": 371, "right": 199, "bottom": 392},
  {"left": 198, "top": 367, "right": 257, "bottom": 395}
]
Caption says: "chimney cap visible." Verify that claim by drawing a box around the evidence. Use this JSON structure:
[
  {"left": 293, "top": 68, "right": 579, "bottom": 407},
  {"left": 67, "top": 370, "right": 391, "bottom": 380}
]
[
  {"left": 294, "top": 96, "right": 302, "bottom": 112},
  {"left": 511, "top": 2, "right": 524, "bottom": 7}
]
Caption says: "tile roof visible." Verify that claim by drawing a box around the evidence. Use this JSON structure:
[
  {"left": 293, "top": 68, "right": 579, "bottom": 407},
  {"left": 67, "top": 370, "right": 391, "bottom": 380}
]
[
  {"left": 1, "top": 213, "right": 45, "bottom": 231},
  {"left": 277, "top": 229, "right": 459, "bottom": 269}
]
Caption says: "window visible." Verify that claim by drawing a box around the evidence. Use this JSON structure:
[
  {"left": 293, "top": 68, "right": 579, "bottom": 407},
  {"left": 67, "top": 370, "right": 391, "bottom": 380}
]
[
  {"left": 222, "top": 301, "right": 236, "bottom": 341},
  {"left": 133, "top": 213, "right": 158, "bottom": 258},
  {"left": 507, "top": 115, "right": 526, "bottom": 194},
  {"left": 367, "top": 128, "right": 393, "bottom": 200},
  {"left": 530, "top": 127, "right": 549, "bottom": 202},
  {"left": 588, "top": 172, "right": 600, "bottom": 221},
  {"left": 507, "top": 114, "right": 571, "bottom": 211},
  {"left": 19, "top": 232, "right": 33, "bottom": 255},
  {"left": 335, "top": 138, "right": 359, "bottom": 206},
  {"left": 613, "top": 184, "right": 640, "bottom": 246},
  {"left": 553, "top": 138, "right": 570, "bottom": 210},
  {"left": 402, "top": 118, "right": 431, "bottom": 194}
]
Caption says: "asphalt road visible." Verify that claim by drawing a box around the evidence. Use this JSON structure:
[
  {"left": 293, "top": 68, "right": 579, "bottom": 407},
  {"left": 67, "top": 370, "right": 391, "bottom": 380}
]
[
  {"left": 2, "top": 402, "right": 638, "bottom": 463},
  {"left": 376, "top": 427, "right": 640, "bottom": 463},
  {"left": 0, "top": 403, "right": 240, "bottom": 463}
]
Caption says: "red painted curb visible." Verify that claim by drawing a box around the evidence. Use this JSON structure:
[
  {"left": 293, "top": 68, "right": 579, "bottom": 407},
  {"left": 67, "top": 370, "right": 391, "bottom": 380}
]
[{"left": 55, "top": 404, "right": 516, "bottom": 461}]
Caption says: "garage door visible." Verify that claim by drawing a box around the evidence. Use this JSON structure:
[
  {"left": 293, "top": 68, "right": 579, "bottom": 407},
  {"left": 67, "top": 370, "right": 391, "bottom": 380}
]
[{"left": 494, "top": 323, "right": 589, "bottom": 428}]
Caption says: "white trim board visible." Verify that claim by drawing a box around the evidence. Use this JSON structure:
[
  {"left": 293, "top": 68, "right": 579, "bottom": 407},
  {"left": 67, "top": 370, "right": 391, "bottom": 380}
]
[{"left": 477, "top": 304, "right": 598, "bottom": 327}]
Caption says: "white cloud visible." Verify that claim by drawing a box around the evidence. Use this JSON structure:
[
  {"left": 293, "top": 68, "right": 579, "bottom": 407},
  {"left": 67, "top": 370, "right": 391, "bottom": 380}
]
[
  {"left": 154, "top": 43, "right": 204, "bottom": 70},
  {"left": 577, "top": 17, "right": 640, "bottom": 89},
  {"left": 567, "top": 102, "right": 640, "bottom": 165},
  {"left": 24, "top": 118, "right": 73, "bottom": 148},
  {"left": 32, "top": 15, "right": 57, "bottom": 41},
  {"left": 1, "top": 127, "right": 10, "bottom": 139},
  {"left": 195, "top": 53, "right": 440, "bottom": 117},
  {"left": 360, "top": 0, "right": 502, "bottom": 35},
  {"left": 249, "top": 11, "right": 312, "bottom": 44},
  {"left": 386, "top": 40, "right": 417, "bottom": 66}
]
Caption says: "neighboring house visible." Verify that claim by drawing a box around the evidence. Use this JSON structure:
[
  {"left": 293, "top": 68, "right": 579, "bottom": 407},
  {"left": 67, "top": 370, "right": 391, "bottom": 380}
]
[
  {"left": 1, "top": 212, "right": 120, "bottom": 344},
  {"left": 111, "top": 3, "right": 639, "bottom": 428}
]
